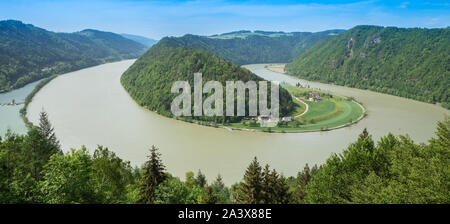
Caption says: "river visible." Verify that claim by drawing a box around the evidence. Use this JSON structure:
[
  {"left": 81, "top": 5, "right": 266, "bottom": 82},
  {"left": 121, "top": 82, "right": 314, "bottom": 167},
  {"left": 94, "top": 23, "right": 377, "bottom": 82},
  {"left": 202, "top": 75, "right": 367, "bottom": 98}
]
[
  {"left": 0, "top": 80, "right": 41, "bottom": 136},
  {"left": 26, "top": 60, "right": 449, "bottom": 184}
]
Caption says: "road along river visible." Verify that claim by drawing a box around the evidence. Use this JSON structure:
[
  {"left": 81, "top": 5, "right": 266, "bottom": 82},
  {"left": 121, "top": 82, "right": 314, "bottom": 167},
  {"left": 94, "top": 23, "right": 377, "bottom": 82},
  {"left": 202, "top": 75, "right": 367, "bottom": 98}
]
[{"left": 27, "top": 60, "right": 449, "bottom": 184}]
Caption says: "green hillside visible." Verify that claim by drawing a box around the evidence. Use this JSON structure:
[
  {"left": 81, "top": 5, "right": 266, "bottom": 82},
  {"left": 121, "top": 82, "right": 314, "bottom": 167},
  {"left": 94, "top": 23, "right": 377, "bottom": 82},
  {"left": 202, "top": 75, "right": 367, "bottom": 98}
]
[
  {"left": 160, "top": 29, "right": 344, "bottom": 65},
  {"left": 285, "top": 25, "right": 450, "bottom": 109},
  {"left": 121, "top": 38, "right": 295, "bottom": 123},
  {"left": 0, "top": 20, "right": 147, "bottom": 92}
]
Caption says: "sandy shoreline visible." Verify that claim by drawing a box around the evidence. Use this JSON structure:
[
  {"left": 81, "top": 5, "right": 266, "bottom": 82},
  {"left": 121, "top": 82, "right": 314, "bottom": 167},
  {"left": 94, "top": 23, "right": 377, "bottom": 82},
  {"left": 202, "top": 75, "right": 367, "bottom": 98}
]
[{"left": 266, "top": 64, "right": 286, "bottom": 74}]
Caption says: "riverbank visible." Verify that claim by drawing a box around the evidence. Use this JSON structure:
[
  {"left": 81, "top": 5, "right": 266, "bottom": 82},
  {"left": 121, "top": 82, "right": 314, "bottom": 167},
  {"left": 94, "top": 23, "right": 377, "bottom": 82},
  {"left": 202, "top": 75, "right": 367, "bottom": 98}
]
[
  {"left": 222, "top": 101, "right": 365, "bottom": 133},
  {"left": 20, "top": 59, "right": 139, "bottom": 129},
  {"left": 269, "top": 64, "right": 449, "bottom": 111},
  {"left": 266, "top": 64, "right": 285, "bottom": 73},
  {"left": 124, "top": 86, "right": 365, "bottom": 134},
  {"left": 20, "top": 74, "right": 59, "bottom": 128}
]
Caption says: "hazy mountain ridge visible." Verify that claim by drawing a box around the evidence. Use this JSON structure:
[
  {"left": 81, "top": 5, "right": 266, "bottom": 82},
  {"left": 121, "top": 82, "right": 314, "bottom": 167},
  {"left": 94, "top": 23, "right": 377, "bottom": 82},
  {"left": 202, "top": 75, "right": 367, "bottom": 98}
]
[
  {"left": 120, "top": 33, "right": 158, "bottom": 48},
  {"left": 158, "top": 29, "right": 345, "bottom": 65}
]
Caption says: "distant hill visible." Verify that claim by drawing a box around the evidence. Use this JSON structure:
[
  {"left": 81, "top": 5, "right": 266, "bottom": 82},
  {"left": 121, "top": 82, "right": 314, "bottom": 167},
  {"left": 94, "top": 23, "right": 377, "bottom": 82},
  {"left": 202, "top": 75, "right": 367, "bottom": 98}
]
[
  {"left": 285, "top": 25, "right": 450, "bottom": 109},
  {"left": 0, "top": 20, "right": 147, "bottom": 92},
  {"left": 120, "top": 33, "right": 158, "bottom": 48},
  {"left": 121, "top": 38, "right": 295, "bottom": 122},
  {"left": 160, "top": 29, "right": 345, "bottom": 65}
]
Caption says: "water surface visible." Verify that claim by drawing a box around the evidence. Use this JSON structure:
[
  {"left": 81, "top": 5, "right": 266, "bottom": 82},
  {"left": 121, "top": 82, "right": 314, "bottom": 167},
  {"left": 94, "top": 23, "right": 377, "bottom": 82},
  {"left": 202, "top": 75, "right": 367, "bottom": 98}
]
[
  {"left": 0, "top": 80, "right": 41, "bottom": 136},
  {"left": 27, "top": 60, "right": 449, "bottom": 184}
]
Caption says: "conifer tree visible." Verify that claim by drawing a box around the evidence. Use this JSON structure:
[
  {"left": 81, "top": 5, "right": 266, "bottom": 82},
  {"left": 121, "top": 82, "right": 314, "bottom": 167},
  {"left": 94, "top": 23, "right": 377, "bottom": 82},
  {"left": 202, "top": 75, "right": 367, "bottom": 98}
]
[
  {"left": 431, "top": 116, "right": 449, "bottom": 150},
  {"left": 211, "top": 174, "right": 230, "bottom": 204},
  {"left": 212, "top": 174, "right": 225, "bottom": 192},
  {"left": 139, "top": 145, "right": 166, "bottom": 204},
  {"left": 359, "top": 128, "right": 370, "bottom": 139},
  {"left": 38, "top": 110, "right": 61, "bottom": 154},
  {"left": 261, "top": 164, "right": 277, "bottom": 203},
  {"left": 274, "top": 174, "right": 290, "bottom": 204},
  {"left": 298, "top": 163, "right": 311, "bottom": 187},
  {"left": 195, "top": 170, "right": 207, "bottom": 188},
  {"left": 310, "top": 164, "right": 320, "bottom": 175},
  {"left": 201, "top": 186, "right": 218, "bottom": 204},
  {"left": 237, "top": 157, "right": 263, "bottom": 204},
  {"left": 293, "top": 163, "right": 311, "bottom": 203}
]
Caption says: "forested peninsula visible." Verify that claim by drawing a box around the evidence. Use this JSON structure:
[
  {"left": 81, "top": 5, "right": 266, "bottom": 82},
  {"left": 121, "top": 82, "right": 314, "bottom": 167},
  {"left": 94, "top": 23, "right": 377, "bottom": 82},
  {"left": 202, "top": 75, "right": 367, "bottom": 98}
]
[{"left": 120, "top": 38, "right": 296, "bottom": 124}]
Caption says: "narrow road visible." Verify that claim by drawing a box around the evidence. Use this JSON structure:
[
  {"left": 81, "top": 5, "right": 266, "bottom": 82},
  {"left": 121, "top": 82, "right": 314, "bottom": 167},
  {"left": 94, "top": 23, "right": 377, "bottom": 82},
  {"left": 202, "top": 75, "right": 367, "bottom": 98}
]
[{"left": 293, "top": 95, "right": 309, "bottom": 117}]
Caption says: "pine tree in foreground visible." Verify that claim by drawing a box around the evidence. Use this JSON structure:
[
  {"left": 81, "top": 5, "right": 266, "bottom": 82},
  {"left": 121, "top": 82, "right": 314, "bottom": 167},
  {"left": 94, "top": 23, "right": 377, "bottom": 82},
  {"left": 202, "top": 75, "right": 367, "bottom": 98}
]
[
  {"left": 195, "top": 170, "right": 207, "bottom": 188},
  {"left": 261, "top": 164, "right": 276, "bottom": 203},
  {"left": 274, "top": 174, "right": 291, "bottom": 204},
  {"left": 38, "top": 110, "right": 61, "bottom": 155},
  {"left": 211, "top": 174, "right": 231, "bottom": 204},
  {"left": 237, "top": 157, "right": 263, "bottom": 204},
  {"left": 38, "top": 110, "right": 60, "bottom": 149},
  {"left": 261, "top": 164, "right": 291, "bottom": 204},
  {"left": 201, "top": 186, "right": 219, "bottom": 204},
  {"left": 139, "top": 145, "right": 166, "bottom": 204}
]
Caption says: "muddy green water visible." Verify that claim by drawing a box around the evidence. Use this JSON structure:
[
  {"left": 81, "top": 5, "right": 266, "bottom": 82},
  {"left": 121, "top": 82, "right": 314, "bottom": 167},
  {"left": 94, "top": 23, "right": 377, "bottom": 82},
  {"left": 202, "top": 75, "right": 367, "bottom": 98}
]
[
  {"left": 0, "top": 80, "right": 41, "bottom": 136},
  {"left": 27, "top": 60, "right": 449, "bottom": 184}
]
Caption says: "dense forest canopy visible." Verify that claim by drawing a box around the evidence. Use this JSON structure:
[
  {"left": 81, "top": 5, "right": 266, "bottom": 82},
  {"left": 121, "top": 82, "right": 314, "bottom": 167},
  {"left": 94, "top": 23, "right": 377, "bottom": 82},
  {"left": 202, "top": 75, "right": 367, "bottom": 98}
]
[
  {"left": 285, "top": 25, "right": 450, "bottom": 109},
  {"left": 0, "top": 20, "right": 147, "bottom": 92},
  {"left": 1, "top": 110, "right": 448, "bottom": 204},
  {"left": 159, "top": 29, "right": 345, "bottom": 65},
  {"left": 121, "top": 38, "right": 295, "bottom": 122}
]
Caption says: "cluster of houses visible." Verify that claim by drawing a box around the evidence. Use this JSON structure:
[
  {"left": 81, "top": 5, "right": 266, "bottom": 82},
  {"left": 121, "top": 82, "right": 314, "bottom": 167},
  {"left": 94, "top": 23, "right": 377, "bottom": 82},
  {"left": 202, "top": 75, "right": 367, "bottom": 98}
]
[
  {"left": 308, "top": 92, "right": 322, "bottom": 102},
  {"left": 295, "top": 82, "right": 321, "bottom": 102},
  {"left": 247, "top": 83, "right": 323, "bottom": 126},
  {"left": 256, "top": 115, "right": 293, "bottom": 127}
]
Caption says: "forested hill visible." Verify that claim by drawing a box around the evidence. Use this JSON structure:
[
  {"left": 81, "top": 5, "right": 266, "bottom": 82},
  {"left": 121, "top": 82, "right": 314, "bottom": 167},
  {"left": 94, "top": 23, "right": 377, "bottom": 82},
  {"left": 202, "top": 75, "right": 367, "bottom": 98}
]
[
  {"left": 285, "top": 25, "right": 450, "bottom": 109},
  {"left": 157, "top": 29, "right": 344, "bottom": 65},
  {"left": 0, "top": 20, "right": 147, "bottom": 92},
  {"left": 121, "top": 38, "right": 295, "bottom": 122}
]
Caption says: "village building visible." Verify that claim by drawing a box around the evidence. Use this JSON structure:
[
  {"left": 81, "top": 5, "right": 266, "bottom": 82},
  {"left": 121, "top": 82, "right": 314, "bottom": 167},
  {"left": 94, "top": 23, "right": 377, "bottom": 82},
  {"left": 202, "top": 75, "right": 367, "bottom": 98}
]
[
  {"left": 308, "top": 92, "right": 322, "bottom": 102},
  {"left": 257, "top": 114, "right": 279, "bottom": 127}
]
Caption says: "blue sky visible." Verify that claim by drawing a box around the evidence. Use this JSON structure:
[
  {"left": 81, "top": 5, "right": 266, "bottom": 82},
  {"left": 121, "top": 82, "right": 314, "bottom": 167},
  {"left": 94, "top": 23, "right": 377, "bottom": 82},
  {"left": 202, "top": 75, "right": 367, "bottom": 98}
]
[{"left": 0, "top": 0, "right": 449, "bottom": 39}]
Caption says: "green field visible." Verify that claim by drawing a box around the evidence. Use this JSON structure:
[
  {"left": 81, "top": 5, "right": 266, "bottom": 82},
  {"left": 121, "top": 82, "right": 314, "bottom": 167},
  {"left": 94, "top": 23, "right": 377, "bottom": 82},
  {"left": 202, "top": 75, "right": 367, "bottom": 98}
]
[
  {"left": 288, "top": 97, "right": 307, "bottom": 117},
  {"left": 226, "top": 84, "right": 365, "bottom": 133}
]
